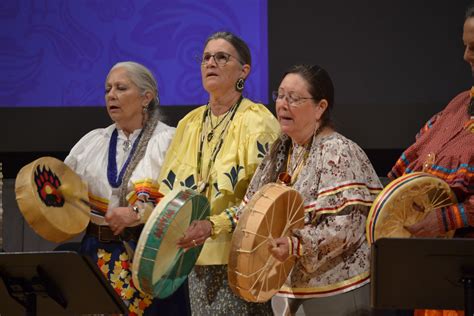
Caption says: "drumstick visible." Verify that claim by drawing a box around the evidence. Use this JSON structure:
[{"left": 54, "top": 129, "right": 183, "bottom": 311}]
[
  {"left": 58, "top": 184, "right": 104, "bottom": 218},
  {"left": 59, "top": 185, "right": 134, "bottom": 261}
]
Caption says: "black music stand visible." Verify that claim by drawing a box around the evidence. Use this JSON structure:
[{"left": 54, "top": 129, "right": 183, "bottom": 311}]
[
  {"left": 0, "top": 251, "right": 128, "bottom": 316},
  {"left": 371, "top": 238, "right": 474, "bottom": 314}
]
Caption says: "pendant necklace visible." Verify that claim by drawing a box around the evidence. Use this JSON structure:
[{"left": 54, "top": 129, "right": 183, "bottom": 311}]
[
  {"left": 278, "top": 142, "right": 310, "bottom": 186},
  {"left": 107, "top": 128, "right": 143, "bottom": 188},
  {"left": 207, "top": 107, "right": 233, "bottom": 142},
  {"left": 277, "top": 125, "right": 323, "bottom": 186},
  {"left": 196, "top": 96, "right": 243, "bottom": 193},
  {"left": 123, "top": 140, "right": 131, "bottom": 152}
]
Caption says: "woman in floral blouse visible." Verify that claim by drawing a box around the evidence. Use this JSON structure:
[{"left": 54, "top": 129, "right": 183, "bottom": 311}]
[{"left": 229, "top": 64, "right": 382, "bottom": 315}]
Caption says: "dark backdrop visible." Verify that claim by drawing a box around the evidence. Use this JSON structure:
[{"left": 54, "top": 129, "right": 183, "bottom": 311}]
[{"left": 1, "top": 1, "right": 472, "bottom": 177}]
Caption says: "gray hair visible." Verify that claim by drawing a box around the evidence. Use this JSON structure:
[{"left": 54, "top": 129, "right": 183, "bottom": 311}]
[
  {"left": 107, "top": 61, "right": 162, "bottom": 205},
  {"left": 109, "top": 61, "right": 160, "bottom": 109}
]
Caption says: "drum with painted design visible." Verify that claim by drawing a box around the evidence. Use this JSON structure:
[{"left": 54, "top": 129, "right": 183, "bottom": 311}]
[
  {"left": 15, "top": 157, "right": 90, "bottom": 243},
  {"left": 132, "top": 187, "right": 210, "bottom": 298}
]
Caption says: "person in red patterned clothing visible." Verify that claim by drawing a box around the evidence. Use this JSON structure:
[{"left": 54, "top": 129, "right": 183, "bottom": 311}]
[
  {"left": 388, "top": 5, "right": 474, "bottom": 316},
  {"left": 388, "top": 4, "right": 474, "bottom": 240}
]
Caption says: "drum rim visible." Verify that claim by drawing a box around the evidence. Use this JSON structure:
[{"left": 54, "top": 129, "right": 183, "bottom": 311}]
[
  {"left": 132, "top": 187, "right": 210, "bottom": 298},
  {"left": 366, "top": 172, "right": 454, "bottom": 243},
  {"left": 15, "top": 156, "right": 90, "bottom": 243},
  {"left": 228, "top": 182, "right": 305, "bottom": 302}
]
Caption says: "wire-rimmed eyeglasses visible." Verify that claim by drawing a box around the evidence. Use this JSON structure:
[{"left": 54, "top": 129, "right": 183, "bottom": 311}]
[
  {"left": 198, "top": 51, "right": 244, "bottom": 66},
  {"left": 272, "top": 91, "right": 314, "bottom": 106}
]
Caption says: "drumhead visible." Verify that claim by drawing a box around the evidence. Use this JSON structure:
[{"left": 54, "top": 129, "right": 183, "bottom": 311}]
[
  {"left": 228, "top": 183, "right": 305, "bottom": 302},
  {"left": 366, "top": 172, "right": 457, "bottom": 244},
  {"left": 15, "top": 157, "right": 90, "bottom": 243},
  {"left": 132, "top": 187, "right": 210, "bottom": 298}
]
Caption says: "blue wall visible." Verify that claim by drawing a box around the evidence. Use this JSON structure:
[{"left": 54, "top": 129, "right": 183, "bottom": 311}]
[{"left": 0, "top": 0, "right": 268, "bottom": 107}]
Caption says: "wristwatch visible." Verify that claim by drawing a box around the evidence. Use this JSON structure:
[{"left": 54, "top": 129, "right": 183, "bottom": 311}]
[{"left": 131, "top": 205, "right": 140, "bottom": 214}]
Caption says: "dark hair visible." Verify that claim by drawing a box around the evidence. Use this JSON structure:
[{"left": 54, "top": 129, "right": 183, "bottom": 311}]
[
  {"left": 466, "top": 2, "right": 474, "bottom": 19},
  {"left": 283, "top": 64, "right": 335, "bottom": 128},
  {"left": 205, "top": 31, "right": 251, "bottom": 66}
]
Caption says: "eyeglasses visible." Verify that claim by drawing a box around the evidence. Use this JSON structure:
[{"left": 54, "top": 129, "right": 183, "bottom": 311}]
[
  {"left": 272, "top": 91, "right": 314, "bottom": 107},
  {"left": 199, "top": 51, "right": 244, "bottom": 66}
]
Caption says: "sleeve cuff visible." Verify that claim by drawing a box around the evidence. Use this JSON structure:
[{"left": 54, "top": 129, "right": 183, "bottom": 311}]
[
  {"left": 127, "top": 178, "right": 164, "bottom": 206},
  {"left": 437, "top": 203, "right": 469, "bottom": 232},
  {"left": 287, "top": 236, "right": 303, "bottom": 257},
  {"left": 208, "top": 206, "right": 240, "bottom": 238}
]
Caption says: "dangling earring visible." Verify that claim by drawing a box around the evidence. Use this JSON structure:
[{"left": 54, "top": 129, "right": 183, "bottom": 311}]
[
  {"left": 141, "top": 105, "right": 149, "bottom": 127},
  {"left": 235, "top": 78, "right": 245, "bottom": 92},
  {"left": 313, "top": 122, "right": 323, "bottom": 139}
]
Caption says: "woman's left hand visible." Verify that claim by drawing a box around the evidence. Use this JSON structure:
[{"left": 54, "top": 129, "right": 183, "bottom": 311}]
[
  {"left": 268, "top": 237, "right": 290, "bottom": 262},
  {"left": 177, "top": 220, "right": 212, "bottom": 249},
  {"left": 105, "top": 206, "right": 140, "bottom": 235}
]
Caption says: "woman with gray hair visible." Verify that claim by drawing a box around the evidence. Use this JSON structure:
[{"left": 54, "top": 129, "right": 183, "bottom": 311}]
[{"left": 65, "top": 61, "right": 181, "bottom": 315}]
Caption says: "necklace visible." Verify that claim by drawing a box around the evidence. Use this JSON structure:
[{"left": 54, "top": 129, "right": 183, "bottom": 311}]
[
  {"left": 277, "top": 125, "right": 323, "bottom": 186},
  {"left": 207, "top": 110, "right": 232, "bottom": 142},
  {"left": 467, "top": 87, "right": 474, "bottom": 133},
  {"left": 196, "top": 96, "right": 243, "bottom": 193},
  {"left": 123, "top": 140, "right": 131, "bottom": 152},
  {"left": 277, "top": 142, "right": 310, "bottom": 186},
  {"left": 107, "top": 128, "right": 143, "bottom": 188}
]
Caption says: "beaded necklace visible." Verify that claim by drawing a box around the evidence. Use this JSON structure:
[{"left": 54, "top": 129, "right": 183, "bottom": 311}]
[
  {"left": 277, "top": 125, "right": 322, "bottom": 186},
  {"left": 278, "top": 142, "right": 311, "bottom": 186},
  {"left": 107, "top": 128, "right": 143, "bottom": 188},
  {"left": 196, "top": 96, "right": 243, "bottom": 193}
]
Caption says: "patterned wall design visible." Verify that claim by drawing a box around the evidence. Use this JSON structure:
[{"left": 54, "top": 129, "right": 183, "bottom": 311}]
[{"left": 0, "top": 0, "right": 268, "bottom": 107}]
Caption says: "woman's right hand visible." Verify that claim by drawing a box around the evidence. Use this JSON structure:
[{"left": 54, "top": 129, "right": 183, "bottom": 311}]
[
  {"left": 268, "top": 237, "right": 290, "bottom": 262},
  {"left": 105, "top": 206, "right": 140, "bottom": 235},
  {"left": 404, "top": 208, "right": 444, "bottom": 237},
  {"left": 176, "top": 220, "right": 212, "bottom": 249}
]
